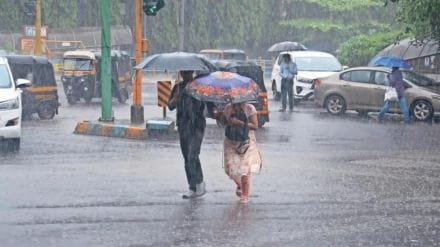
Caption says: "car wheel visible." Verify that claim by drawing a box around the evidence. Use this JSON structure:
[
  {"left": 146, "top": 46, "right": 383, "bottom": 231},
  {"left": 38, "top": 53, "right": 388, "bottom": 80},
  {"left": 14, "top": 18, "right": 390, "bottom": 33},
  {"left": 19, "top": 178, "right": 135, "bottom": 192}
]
[
  {"left": 411, "top": 100, "right": 433, "bottom": 121},
  {"left": 84, "top": 96, "right": 93, "bottom": 104},
  {"left": 38, "top": 104, "right": 56, "bottom": 120},
  {"left": 67, "top": 96, "right": 77, "bottom": 105},
  {"left": 3, "top": 138, "right": 20, "bottom": 153},
  {"left": 357, "top": 110, "right": 368, "bottom": 117},
  {"left": 325, "top": 94, "right": 346, "bottom": 115}
]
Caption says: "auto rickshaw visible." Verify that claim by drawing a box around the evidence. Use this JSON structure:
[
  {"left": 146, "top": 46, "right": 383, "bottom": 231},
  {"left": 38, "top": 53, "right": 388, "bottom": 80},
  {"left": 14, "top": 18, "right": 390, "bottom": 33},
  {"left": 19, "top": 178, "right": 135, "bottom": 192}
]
[
  {"left": 61, "top": 50, "right": 132, "bottom": 104},
  {"left": 200, "top": 49, "right": 247, "bottom": 61},
  {"left": 6, "top": 55, "right": 60, "bottom": 120},
  {"left": 213, "top": 60, "right": 270, "bottom": 127}
]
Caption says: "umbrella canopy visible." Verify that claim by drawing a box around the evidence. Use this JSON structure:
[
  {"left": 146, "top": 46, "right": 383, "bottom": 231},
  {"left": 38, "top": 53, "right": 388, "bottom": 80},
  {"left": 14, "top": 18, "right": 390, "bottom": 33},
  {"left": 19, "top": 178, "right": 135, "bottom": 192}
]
[
  {"left": 372, "top": 56, "right": 411, "bottom": 69},
  {"left": 187, "top": 71, "right": 260, "bottom": 104},
  {"left": 268, "top": 41, "right": 307, "bottom": 52},
  {"left": 134, "top": 52, "right": 217, "bottom": 71}
]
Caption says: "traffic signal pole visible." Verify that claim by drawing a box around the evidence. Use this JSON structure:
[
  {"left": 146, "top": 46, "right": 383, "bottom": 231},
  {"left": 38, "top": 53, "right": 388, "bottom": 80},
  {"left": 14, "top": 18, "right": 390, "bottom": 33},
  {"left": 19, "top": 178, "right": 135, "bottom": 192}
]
[
  {"left": 99, "top": 0, "right": 113, "bottom": 122},
  {"left": 131, "top": 0, "right": 145, "bottom": 124}
]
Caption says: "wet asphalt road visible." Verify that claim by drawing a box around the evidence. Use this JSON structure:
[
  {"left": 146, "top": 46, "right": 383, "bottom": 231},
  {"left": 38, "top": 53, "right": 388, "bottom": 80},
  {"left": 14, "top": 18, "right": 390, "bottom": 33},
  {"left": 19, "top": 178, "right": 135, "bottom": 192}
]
[{"left": 1, "top": 77, "right": 440, "bottom": 246}]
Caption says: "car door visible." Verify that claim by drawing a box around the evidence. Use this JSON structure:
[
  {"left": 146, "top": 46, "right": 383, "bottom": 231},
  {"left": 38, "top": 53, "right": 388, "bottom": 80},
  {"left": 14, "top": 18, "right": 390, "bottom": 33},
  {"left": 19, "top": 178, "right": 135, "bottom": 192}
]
[
  {"left": 370, "top": 71, "right": 390, "bottom": 110},
  {"left": 339, "top": 70, "right": 374, "bottom": 109}
]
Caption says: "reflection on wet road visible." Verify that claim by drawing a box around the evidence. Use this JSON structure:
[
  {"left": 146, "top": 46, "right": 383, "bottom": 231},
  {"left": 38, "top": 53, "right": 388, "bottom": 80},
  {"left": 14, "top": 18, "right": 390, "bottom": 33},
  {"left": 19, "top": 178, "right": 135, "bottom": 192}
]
[{"left": 1, "top": 80, "right": 439, "bottom": 246}]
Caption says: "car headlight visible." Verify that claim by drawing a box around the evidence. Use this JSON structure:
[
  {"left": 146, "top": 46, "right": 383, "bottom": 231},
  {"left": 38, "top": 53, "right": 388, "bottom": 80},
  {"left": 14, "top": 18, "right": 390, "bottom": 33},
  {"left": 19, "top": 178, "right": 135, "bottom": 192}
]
[
  {"left": 432, "top": 95, "right": 440, "bottom": 101},
  {"left": 296, "top": 77, "right": 313, "bottom": 83},
  {"left": 0, "top": 98, "right": 19, "bottom": 111}
]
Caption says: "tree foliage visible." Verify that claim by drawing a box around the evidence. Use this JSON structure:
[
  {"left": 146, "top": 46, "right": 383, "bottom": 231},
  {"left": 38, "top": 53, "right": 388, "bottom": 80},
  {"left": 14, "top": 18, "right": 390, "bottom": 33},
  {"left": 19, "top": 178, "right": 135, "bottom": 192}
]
[
  {"left": 385, "top": 0, "right": 440, "bottom": 42},
  {"left": 0, "top": 0, "right": 403, "bottom": 58},
  {"left": 338, "top": 31, "right": 407, "bottom": 67}
]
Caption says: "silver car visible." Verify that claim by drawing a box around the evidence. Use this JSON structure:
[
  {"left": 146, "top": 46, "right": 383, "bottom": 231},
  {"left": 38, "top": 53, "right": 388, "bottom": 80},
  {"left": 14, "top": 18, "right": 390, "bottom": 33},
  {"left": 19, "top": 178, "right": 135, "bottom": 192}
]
[{"left": 314, "top": 67, "right": 440, "bottom": 121}]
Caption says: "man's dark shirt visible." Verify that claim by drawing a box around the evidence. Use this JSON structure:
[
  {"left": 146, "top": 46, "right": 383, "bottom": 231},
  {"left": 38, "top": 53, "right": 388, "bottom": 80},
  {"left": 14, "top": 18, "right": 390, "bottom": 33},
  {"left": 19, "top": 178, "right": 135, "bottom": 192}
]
[{"left": 168, "top": 80, "right": 206, "bottom": 131}]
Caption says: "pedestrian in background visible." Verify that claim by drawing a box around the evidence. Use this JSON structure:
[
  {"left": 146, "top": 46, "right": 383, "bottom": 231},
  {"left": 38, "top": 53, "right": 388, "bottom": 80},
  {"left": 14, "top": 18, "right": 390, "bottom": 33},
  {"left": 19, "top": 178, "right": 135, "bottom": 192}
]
[
  {"left": 279, "top": 53, "right": 297, "bottom": 112},
  {"left": 378, "top": 67, "right": 410, "bottom": 123},
  {"left": 168, "top": 70, "right": 207, "bottom": 199},
  {"left": 223, "top": 102, "right": 262, "bottom": 203}
]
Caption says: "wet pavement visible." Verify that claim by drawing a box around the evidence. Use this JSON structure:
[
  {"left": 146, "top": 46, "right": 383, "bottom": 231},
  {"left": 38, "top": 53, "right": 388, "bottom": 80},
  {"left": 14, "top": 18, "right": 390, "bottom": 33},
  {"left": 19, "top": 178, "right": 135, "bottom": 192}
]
[{"left": 1, "top": 77, "right": 440, "bottom": 246}]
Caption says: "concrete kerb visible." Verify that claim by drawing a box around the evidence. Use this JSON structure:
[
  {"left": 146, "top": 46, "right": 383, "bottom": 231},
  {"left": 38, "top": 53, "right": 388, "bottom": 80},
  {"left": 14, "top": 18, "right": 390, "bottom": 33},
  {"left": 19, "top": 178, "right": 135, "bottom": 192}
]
[
  {"left": 74, "top": 118, "right": 176, "bottom": 140},
  {"left": 74, "top": 120, "right": 149, "bottom": 140}
]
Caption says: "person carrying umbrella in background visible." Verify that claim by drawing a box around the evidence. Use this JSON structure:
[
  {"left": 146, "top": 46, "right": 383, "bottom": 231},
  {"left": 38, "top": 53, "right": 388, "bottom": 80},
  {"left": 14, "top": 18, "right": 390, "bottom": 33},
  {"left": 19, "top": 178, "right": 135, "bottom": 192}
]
[
  {"left": 374, "top": 56, "right": 411, "bottom": 124},
  {"left": 378, "top": 66, "right": 410, "bottom": 123},
  {"left": 279, "top": 53, "right": 297, "bottom": 112},
  {"left": 168, "top": 70, "right": 207, "bottom": 199}
]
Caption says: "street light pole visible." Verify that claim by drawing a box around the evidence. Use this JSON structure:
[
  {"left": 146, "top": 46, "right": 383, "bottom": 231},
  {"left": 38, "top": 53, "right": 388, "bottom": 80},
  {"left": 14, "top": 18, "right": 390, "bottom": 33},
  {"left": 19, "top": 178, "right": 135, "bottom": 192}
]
[
  {"left": 131, "top": 0, "right": 145, "bottom": 124},
  {"left": 34, "top": 0, "right": 42, "bottom": 56}
]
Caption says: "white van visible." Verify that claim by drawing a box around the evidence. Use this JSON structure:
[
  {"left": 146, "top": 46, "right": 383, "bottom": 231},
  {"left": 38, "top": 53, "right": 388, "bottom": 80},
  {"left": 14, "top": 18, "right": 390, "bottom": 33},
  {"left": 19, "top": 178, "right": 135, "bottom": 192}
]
[
  {"left": 0, "top": 57, "right": 30, "bottom": 152},
  {"left": 271, "top": 51, "right": 344, "bottom": 101}
]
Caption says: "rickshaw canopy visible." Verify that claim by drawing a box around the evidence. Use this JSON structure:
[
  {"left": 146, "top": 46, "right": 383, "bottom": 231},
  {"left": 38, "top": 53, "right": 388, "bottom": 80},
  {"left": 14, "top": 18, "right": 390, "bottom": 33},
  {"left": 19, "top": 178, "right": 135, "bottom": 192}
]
[{"left": 6, "top": 55, "right": 56, "bottom": 87}]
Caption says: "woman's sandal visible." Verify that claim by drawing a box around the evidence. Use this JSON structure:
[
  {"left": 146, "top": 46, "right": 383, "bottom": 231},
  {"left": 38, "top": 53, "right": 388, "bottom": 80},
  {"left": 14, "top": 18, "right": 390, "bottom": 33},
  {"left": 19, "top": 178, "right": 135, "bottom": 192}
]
[
  {"left": 236, "top": 186, "right": 242, "bottom": 197},
  {"left": 239, "top": 196, "right": 249, "bottom": 204}
]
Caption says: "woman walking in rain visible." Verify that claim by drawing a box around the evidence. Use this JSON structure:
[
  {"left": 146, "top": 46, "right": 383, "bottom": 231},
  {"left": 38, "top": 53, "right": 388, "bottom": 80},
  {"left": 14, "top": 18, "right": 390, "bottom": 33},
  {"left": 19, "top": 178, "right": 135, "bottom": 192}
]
[
  {"left": 223, "top": 102, "right": 262, "bottom": 203},
  {"left": 378, "top": 66, "right": 410, "bottom": 123}
]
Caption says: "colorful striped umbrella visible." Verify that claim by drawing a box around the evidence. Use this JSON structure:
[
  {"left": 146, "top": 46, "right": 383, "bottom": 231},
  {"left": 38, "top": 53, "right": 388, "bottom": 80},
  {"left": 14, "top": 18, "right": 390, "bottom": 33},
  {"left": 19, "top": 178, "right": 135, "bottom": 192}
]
[{"left": 187, "top": 71, "right": 260, "bottom": 103}]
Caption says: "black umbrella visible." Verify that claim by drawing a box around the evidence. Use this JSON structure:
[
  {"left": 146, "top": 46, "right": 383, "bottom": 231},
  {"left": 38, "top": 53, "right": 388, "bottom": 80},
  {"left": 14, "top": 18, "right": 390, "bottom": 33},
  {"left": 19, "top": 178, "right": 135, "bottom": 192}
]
[
  {"left": 134, "top": 52, "right": 217, "bottom": 71},
  {"left": 268, "top": 41, "right": 307, "bottom": 52}
]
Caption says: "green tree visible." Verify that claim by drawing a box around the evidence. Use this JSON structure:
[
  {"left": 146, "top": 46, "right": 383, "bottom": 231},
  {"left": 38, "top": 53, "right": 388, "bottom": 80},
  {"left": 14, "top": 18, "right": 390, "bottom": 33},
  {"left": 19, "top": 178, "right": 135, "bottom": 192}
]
[
  {"left": 279, "top": 0, "right": 396, "bottom": 52},
  {"left": 337, "top": 31, "right": 407, "bottom": 67},
  {"left": 385, "top": 0, "right": 440, "bottom": 42}
]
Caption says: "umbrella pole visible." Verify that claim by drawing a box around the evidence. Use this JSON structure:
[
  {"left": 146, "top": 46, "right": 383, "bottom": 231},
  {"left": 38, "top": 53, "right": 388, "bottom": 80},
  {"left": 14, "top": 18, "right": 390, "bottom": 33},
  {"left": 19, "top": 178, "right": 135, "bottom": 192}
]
[{"left": 131, "top": 0, "right": 145, "bottom": 124}]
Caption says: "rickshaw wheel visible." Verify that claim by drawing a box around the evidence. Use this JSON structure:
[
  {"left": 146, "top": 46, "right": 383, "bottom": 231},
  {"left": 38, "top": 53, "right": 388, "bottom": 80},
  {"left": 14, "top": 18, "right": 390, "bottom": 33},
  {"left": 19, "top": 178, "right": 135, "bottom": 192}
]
[
  {"left": 38, "top": 104, "right": 56, "bottom": 120},
  {"left": 67, "top": 96, "right": 77, "bottom": 105},
  {"left": 84, "top": 96, "right": 93, "bottom": 104},
  {"left": 118, "top": 89, "right": 128, "bottom": 104}
]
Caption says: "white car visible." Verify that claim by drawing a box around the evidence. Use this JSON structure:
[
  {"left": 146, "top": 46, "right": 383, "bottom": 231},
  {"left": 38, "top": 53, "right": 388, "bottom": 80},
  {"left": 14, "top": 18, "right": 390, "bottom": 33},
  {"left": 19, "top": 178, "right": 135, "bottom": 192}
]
[
  {"left": 271, "top": 51, "right": 344, "bottom": 101},
  {"left": 0, "top": 57, "right": 30, "bottom": 152}
]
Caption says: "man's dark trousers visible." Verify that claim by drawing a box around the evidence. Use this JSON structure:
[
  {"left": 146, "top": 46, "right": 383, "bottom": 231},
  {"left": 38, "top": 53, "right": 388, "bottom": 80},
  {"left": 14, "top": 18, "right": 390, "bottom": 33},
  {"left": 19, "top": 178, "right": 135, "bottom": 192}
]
[
  {"left": 281, "top": 78, "right": 294, "bottom": 111},
  {"left": 178, "top": 125, "right": 205, "bottom": 192}
]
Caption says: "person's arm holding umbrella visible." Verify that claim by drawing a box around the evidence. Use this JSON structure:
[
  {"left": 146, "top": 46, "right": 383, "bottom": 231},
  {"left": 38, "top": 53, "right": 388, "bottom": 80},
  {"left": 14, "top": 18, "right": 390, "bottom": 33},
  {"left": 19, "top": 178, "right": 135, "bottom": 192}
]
[{"left": 168, "top": 83, "right": 180, "bottom": 111}]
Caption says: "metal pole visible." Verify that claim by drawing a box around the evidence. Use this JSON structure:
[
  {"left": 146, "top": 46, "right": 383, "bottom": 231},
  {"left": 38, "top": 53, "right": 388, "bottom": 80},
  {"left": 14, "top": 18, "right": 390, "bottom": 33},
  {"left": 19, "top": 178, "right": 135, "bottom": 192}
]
[
  {"left": 99, "top": 0, "right": 113, "bottom": 122},
  {"left": 178, "top": 0, "right": 185, "bottom": 51},
  {"left": 34, "top": 0, "right": 42, "bottom": 56},
  {"left": 131, "top": 0, "right": 145, "bottom": 124}
]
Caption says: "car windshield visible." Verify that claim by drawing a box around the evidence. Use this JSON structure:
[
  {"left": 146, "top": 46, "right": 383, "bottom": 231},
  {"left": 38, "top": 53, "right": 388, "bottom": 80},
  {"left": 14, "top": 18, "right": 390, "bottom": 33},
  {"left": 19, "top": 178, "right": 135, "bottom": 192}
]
[
  {"left": 223, "top": 53, "right": 246, "bottom": 61},
  {"left": 295, "top": 57, "right": 342, "bottom": 72},
  {"left": 0, "top": 64, "right": 12, "bottom": 88},
  {"left": 201, "top": 53, "right": 221, "bottom": 60},
  {"left": 63, "top": 58, "right": 92, "bottom": 71},
  {"left": 402, "top": 70, "right": 437, "bottom": 87}
]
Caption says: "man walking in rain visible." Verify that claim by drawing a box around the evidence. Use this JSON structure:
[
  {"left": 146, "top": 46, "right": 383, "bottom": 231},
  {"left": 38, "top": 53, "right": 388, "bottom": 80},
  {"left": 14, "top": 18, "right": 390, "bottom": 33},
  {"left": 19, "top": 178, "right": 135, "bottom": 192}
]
[
  {"left": 168, "top": 70, "right": 207, "bottom": 199},
  {"left": 279, "top": 53, "right": 297, "bottom": 112}
]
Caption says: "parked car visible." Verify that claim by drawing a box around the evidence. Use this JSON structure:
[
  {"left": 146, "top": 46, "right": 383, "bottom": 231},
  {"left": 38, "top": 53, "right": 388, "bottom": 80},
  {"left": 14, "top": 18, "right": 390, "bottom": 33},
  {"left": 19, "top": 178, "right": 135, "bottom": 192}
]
[
  {"left": 314, "top": 67, "right": 440, "bottom": 121},
  {"left": 0, "top": 56, "right": 30, "bottom": 152},
  {"left": 271, "top": 51, "right": 344, "bottom": 101}
]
